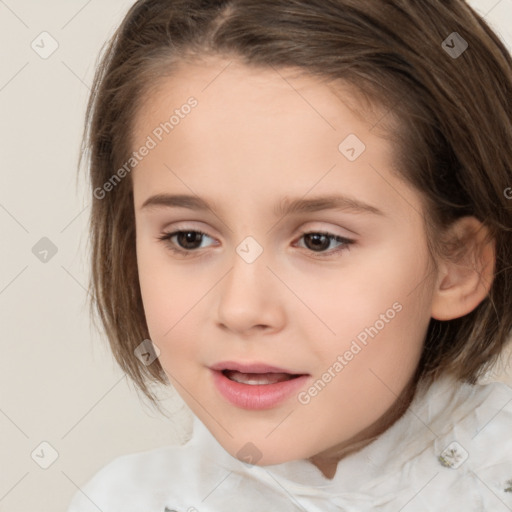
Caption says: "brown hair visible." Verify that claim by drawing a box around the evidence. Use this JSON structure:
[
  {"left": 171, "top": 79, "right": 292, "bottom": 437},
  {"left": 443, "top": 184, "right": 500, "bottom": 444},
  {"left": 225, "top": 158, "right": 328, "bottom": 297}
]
[{"left": 80, "top": 0, "right": 512, "bottom": 409}]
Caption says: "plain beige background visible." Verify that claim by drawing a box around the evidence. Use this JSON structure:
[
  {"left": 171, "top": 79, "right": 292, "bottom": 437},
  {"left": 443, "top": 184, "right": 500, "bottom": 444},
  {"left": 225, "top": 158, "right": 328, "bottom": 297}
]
[{"left": 0, "top": 0, "right": 511, "bottom": 510}]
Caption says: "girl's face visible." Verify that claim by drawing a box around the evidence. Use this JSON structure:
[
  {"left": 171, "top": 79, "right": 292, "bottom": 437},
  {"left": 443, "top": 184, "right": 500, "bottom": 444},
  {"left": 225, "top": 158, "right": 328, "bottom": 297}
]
[{"left": 131, "top": 56, "right": 438, "bottom": 472}]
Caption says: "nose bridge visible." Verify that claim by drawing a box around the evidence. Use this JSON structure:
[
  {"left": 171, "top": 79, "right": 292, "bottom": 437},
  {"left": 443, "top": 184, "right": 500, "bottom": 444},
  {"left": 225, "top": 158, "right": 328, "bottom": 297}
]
[
  {"left": 225, "top": 234, "right": 268, "bottom": 295},
  {"left": 216, "top": 233, "right": 280, "bottom": 332}
]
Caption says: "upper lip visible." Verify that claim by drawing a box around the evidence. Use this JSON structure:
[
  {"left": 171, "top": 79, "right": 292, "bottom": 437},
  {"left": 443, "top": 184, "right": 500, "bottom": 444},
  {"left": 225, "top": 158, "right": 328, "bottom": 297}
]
[{"left": 209, "top": 361, "right": 307, "bottom": 375}]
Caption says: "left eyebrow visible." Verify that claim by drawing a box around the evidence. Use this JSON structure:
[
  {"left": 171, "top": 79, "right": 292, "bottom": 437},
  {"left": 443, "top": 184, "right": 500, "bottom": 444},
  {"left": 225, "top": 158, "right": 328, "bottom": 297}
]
[
  {"left": 139, "top": 193, "right": 385, "bottom": 217},
  {"left": 274, "top": 194, "right": 385, "bottom": 217}
]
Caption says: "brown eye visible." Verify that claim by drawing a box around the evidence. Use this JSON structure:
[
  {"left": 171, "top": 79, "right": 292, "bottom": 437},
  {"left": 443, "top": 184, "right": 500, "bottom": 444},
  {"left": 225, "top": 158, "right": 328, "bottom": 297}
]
[
  {"left": 157, "top": 229, "right": 214, "bottom": 256},
  {"left": 296, "top": 231, "right": 354, "bottom": 257},
  {"left": 303, "top": 233, "right": 331, "bottom": 251},
  {"left": 174, "top": 231, "right": 205, "bottom": 250}
]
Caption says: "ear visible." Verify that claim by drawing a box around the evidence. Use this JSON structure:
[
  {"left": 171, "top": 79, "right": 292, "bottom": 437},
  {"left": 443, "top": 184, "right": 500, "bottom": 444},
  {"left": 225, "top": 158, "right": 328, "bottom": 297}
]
[{"left": 431, "top": 217, "right": 495, "bottom": 321}]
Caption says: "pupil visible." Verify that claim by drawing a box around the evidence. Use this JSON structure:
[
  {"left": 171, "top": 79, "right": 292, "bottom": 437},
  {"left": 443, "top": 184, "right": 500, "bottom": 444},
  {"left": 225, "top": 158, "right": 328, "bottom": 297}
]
[
  {"left": 306, "top": 233, "right": 328, "bottom": 251},
  {"left": 179, "top": 231, "right": 201, "bottom": 249}
]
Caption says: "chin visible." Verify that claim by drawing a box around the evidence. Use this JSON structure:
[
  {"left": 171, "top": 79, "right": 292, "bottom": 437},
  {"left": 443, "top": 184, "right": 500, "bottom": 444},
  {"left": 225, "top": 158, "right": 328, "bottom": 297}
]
[{"left": 221, "top": 436, "right": 308, "bottom": 467}]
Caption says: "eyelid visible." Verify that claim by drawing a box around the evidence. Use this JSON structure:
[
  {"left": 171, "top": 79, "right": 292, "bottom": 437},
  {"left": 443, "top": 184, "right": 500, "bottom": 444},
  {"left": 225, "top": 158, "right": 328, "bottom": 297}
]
[
  {"left": 162, "top": 220, "right": 356, "bottom": 240},
  {"left": 160, "top": 220, "right": 353, "bottom": 238},
  {"left": 157, "top": 224, "right": 356, "bottom": 259},
  {"left": 294, "top": 230, "right": 355, "bottom": 258}
]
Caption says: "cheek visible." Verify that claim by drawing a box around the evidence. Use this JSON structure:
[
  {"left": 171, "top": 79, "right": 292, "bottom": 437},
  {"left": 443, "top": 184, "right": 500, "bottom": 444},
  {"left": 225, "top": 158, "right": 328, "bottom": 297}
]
[
  {"left": 136, "top": 239, "right": 217, "bottom": 377},
  {"left": 136, "top": 239, "right": 192, "bottom": 340},
  {"left": 300, "top": 238, "right": 431, "bottom": 339},
  {"left": 302, "top": 238, "right": 433, "bottom": 398}
]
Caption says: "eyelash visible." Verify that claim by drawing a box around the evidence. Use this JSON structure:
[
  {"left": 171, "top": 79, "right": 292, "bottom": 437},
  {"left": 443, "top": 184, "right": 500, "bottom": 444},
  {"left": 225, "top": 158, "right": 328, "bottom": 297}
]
[{"left": 156, "top": 229, "right": 355, "bottom": 258}]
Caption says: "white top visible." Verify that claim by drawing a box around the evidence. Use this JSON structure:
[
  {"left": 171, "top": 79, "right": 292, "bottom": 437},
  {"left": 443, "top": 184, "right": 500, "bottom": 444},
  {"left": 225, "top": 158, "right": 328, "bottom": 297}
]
[{"left": 67, "top": 374, "right": 512, "bottom": 512}]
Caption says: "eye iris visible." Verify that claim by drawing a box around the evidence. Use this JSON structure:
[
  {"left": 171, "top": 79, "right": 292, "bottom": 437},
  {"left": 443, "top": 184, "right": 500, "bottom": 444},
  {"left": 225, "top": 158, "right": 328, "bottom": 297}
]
[
  {"left": 168, "top": 231, "right": 342, "bottom": 254},
  {"left": 178, "top": 231, "right": 202, "bottom": 250},
  {"left": 305, "top": 233, "right": 329, "bottom": 252}
]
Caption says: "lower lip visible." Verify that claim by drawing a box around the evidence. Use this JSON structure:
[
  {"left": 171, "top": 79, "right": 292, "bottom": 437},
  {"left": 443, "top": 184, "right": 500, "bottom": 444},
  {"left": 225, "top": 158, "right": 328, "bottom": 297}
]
[{"left": 211, "top": 369, "right": 310, "bottom": 410}]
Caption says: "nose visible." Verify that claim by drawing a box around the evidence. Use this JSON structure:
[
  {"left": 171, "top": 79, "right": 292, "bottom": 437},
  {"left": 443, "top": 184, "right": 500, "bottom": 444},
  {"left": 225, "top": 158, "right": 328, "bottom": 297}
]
[{"left": 215, "top": 247, "right": 285, "bottom": 336}]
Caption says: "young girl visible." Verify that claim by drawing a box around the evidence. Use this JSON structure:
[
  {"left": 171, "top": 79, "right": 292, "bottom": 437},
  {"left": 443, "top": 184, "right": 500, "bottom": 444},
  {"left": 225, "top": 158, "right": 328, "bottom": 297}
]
[{"left": 68, "top": 0, "right": 512, "bottom": 510}]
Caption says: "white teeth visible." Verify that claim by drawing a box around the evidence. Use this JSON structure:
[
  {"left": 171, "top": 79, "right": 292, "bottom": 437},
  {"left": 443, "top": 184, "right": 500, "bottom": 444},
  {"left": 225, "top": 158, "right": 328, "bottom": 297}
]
[{"left": 224, "top": 370, "right": 295, "bottom": 385}]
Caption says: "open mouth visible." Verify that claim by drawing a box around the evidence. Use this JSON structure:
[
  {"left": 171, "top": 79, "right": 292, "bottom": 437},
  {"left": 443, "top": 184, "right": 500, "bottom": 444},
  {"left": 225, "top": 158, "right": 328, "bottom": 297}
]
[
  {"left": 211, "top": 365, "right": 311, "bottom": 409},
  {"left": 221, "top": 369, "right": 303, "bottom": 385}
]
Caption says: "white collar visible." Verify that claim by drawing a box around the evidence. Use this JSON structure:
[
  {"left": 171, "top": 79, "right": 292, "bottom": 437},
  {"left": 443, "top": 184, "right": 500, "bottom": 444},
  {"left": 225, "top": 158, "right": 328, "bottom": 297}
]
[{"left": 181, "top": 374, "right": 512, "bottom": 510}]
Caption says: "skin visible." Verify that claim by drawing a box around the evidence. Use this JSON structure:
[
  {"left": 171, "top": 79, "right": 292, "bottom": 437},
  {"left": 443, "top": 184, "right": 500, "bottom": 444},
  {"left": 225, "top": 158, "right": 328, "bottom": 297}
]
[{"left": 131, "top": 56, "right": 494, "bottom": 479}]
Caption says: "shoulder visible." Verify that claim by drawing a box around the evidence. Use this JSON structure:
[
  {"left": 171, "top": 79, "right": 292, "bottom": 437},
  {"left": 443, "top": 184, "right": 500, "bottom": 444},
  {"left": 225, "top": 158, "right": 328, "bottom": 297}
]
[
  {"left": 416, "top": 375, "right": 512, "bottom": 448},
  {"left": 461, "top": 380, "right": 512, "bottom": 484},
  {"left": 454, "top": 378, "right": 512, "bottom": 455},
  {"left": 66, "top": 442, "right": 194, "bottom": 512},
  {"left": 372, "top": 377, "right": 512, "bottom": 510},
  {"left": 423, "top": 378, "right": 512, "bottom": 509}
]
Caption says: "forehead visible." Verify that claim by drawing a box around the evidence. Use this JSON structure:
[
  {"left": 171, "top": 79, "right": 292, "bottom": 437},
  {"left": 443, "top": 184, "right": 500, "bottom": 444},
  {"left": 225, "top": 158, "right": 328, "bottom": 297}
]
[
  {"left": 132, "top": 55, "right": 387, "bottom": 144},
  {"left": 130, "top": 56, "right": 421, "bottom": 223}
]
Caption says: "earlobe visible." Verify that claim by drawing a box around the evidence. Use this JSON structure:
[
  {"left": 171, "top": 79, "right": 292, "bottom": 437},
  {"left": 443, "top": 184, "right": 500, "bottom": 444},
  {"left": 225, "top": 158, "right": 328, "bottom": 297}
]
[{"left": 431, "top": 217, "right": 495, "bottom": 321}]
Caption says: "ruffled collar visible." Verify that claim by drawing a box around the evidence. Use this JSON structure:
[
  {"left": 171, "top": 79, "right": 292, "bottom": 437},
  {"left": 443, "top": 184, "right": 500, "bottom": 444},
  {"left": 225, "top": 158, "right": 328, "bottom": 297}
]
[{"left": 184, "top": 373, "right": 512, "bottom": 510}]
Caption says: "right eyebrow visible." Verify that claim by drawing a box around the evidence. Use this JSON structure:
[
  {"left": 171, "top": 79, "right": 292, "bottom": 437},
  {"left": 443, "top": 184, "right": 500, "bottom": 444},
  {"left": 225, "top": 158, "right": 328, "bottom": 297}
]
[{"left": 140, "top": 194, "right": 218, "bottom": 212}]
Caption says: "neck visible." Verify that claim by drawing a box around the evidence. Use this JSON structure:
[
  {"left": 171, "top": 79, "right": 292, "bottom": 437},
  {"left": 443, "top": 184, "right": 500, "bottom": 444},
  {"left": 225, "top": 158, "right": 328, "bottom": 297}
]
[{"left": 308, "top": 371, "right": 421, "bottom": 480}]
